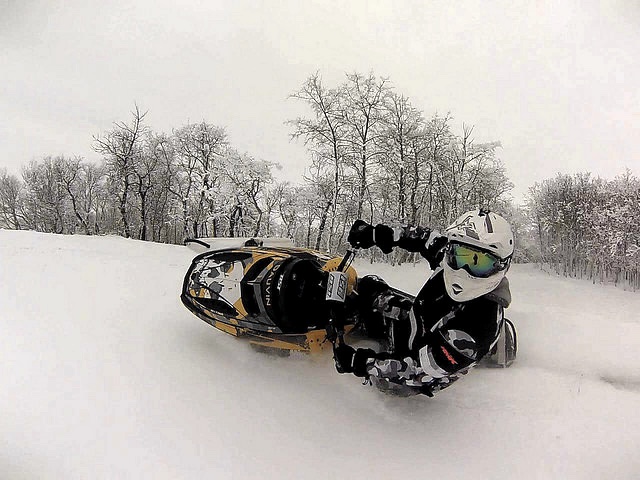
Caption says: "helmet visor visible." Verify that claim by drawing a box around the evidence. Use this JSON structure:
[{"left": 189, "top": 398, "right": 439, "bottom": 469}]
[{"left": 446, "top": 243, "right": 510, "bottom": 278}]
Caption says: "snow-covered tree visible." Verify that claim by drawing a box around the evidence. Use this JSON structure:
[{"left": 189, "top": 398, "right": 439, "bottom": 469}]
[
  {"left": 289, "top": 73, "right": 349, "bottom": 249},
  {"left": 528, "top": 171, "right": 640, "bottom": 289},
  {"left": 379, "top": 92, "right": 424, "bottom": 224},
  {"left": 21, "top": 157, "right": 73, "bottom": 233},
  {"left": 341, "top": 72, "right": 390, "bottom": 220},
  {"left": 218, "top": 151, "right": 276, "bottom": 237},
  {"left": 93, "top": 105, "right": 148, "bottom": 238},
  {"left": 0, "top": 168, "right": 25, "bottom": 230},
  {"left": 172, "top": 121, "right": 229, "bottom": 237}
]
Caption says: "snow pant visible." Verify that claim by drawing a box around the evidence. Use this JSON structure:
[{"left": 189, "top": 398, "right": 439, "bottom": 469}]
[{"left": 355, "top": 275, "right": 416, "bottom": 358}]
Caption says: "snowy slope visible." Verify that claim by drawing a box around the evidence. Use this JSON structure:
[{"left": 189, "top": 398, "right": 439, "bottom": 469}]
[{"left": 1, "top": 230, "right": 638, "bottom": 479}]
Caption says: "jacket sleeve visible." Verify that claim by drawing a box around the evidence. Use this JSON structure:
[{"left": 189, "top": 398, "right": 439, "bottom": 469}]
[
  {"left": 390, "top": 225, "right": 447, "bottom": 270},
  {"left": 391, "top": 225, "right": 432, "bottom": 253},
  {"left": 358, "top": 302, "right": 504, "bottom": 396},
  {"left": 353, "top": 351, "right": 462, "bottom": 396}
]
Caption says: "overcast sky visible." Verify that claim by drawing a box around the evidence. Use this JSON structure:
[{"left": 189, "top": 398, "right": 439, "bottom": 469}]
[{"left": 2, "top": 0, "right": 639, "bottom": 202}]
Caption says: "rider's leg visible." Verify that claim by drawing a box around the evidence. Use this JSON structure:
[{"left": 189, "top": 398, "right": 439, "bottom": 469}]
[{"left": 355, "top": 275, "right": 414, "bottom": 355}]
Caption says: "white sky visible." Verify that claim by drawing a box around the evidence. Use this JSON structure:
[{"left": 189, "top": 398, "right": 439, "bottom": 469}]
[{"left": 2, "top": 0, "right": 639, "bottom": 202}]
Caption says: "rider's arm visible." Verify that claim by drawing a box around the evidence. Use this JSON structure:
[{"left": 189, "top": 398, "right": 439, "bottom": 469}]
[
  {"left": 354, "top": 300, "right": 504, "bottom": 395},
  {"left": 337, "top": 348, "right": 462, "bottom": 396},
  {"left": 416, "top": 299, "right": 505, "bottom": 377},
  {"left": 394, "top": 226, "right": 448, "bottom": 269},
  {"left": 348, "top": 220, "right": 447, "bottom": 269}
]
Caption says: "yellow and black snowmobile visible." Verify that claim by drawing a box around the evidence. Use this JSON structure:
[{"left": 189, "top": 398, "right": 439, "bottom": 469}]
[{"left": 180, "top": 238, "right": 359, "bottom": 354}]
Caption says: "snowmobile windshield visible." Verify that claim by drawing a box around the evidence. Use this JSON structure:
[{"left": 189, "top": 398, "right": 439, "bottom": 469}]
[{"left": 445, "top": 243, "right": 510, "bottom": 278}]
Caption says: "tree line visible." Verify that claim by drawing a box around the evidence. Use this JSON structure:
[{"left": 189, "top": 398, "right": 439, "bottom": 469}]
[
  {"left": 0, "top": 106, "right": 277, "bottom": 244},
  {"left": 527, "top": 171, "right": 640, "bottom": 290},
  {"left": 2, "top": 72, "right": 636, "bottom": 290},
  {"left": 0, "top": 72, "right": 513, "bottom": 255}
]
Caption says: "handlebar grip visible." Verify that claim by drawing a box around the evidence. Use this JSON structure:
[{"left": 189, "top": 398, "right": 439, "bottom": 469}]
[{"left": 336, "top": 249, "right": 355, "bottom": 272}]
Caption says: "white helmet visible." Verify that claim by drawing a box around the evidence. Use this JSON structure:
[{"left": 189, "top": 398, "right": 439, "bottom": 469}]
[{"left": 443, "top": 209, "right": 514, "bottom": 302}]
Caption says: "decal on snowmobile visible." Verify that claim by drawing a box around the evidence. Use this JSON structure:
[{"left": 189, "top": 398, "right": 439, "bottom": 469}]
[{"left": 264, "top": 259, "right": 284, "bottom": 308}]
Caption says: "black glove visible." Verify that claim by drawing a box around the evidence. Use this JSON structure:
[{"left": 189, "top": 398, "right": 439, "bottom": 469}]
[
  {"left": 423, "top": 232, "right": 448, "bottom": 270},
  {"left": 325, "top": 319, "right": 344, "bottom": 344},
  {"left": 373, "top": 224, "right": 394, "bottom": 253},
  {"left": 347, "top": 220, "right": 395, "bottom": 254},
  {"left": 333, "top": 343, "right": 375, "bottom": 377},
  {"left": 333, "top": 343, "right": 355, "bottom": 373},
  {"left": 347, "top": 220, "right": 375, "bottom": 249}
]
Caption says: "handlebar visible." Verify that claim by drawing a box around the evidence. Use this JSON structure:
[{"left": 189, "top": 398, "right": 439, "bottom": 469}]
[
  {"left": 325, "top": 249, "right": 358, "bottom": 346},
  {"left": 184, "top": 238, "right": 211, "bottom": 248},
  {"left": 336, "top": 249, "right": 356, "bottom": 272}
]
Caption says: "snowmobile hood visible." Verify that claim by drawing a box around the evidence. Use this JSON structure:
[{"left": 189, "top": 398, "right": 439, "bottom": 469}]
[{"left": 483, "top": 276, "right": 511, "bottom": 308}]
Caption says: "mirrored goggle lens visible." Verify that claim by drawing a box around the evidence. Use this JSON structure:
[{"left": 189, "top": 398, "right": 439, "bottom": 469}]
[{"left": 446, "top": 244, "right": 507, "bottom": 278}]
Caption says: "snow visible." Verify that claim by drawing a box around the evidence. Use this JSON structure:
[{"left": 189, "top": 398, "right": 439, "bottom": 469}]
[{"left": 1, "top": 230, "right": 639, "bottom": 479}]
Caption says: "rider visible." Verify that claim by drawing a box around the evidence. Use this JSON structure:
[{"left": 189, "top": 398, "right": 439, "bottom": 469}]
[{"left": 333, "top": 209, "right": 514, "bottom": 396}]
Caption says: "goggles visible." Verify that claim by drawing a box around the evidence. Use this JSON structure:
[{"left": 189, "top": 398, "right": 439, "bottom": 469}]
[{"left": 446, "top": 243, "right": 510, "bottom": 278}]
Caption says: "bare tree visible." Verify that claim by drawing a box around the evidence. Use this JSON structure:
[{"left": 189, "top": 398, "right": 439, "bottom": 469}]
[
  {"left": 172, "top": 122, "right": 228, "bottom": 237},
  {"left": 262, "top": 183, "right": 282, "bottom": 237},
  {"left": 432, "top": 124, "right": 503, "bottom": 223},
  {"left": 275, "top": 182, "right": 301, "bottom": 239},
  {"left": 130, "top": 135, "right": 167, "bottom": 241},
  {"left": 56, "top": 156, "right": 93, "bottom": 234},
  {"left": 342, "top": 72, "right": 390, "bottom": 219},
  {"left": 21, "top": 157, "right": 72, "bottom": 233},
  {"left": 289, "top": 72, "right": 347, "bottom": 248},
  {"left": 380, "top": 92, "right": 424, "bottom": 223},
  {"left": 413, "top": 113, "right": 452, "bottom": 226},
  {"left": 93, "top": 105, "right": 148, "bottom": 238},
  {"left": 220, "top": 151, "right": 276, "bottom": 237},
  {"left": 0, "top": 168, "right": 24, "bottom": 229},
  {"left": 159, "top": 132, "right": 193, "bottom": 240},
  {"left": 303, "top": 160, "right": 334, "bottom": 249},
  {"left": 80, "top": 162, "right": 104, "bottom": 234}
]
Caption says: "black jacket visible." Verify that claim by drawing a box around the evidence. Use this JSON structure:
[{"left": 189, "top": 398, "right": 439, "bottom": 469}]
[{"left": 354, "top": 226, "right": 512, "bottom": 396}]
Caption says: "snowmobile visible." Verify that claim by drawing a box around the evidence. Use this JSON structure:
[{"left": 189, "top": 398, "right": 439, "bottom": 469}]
[
  {"left": 180, "top": 237, "right": 361, "bottom": 354},
  {"left": 180, "top": 237, "right": 517, "bottom": 366}
]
